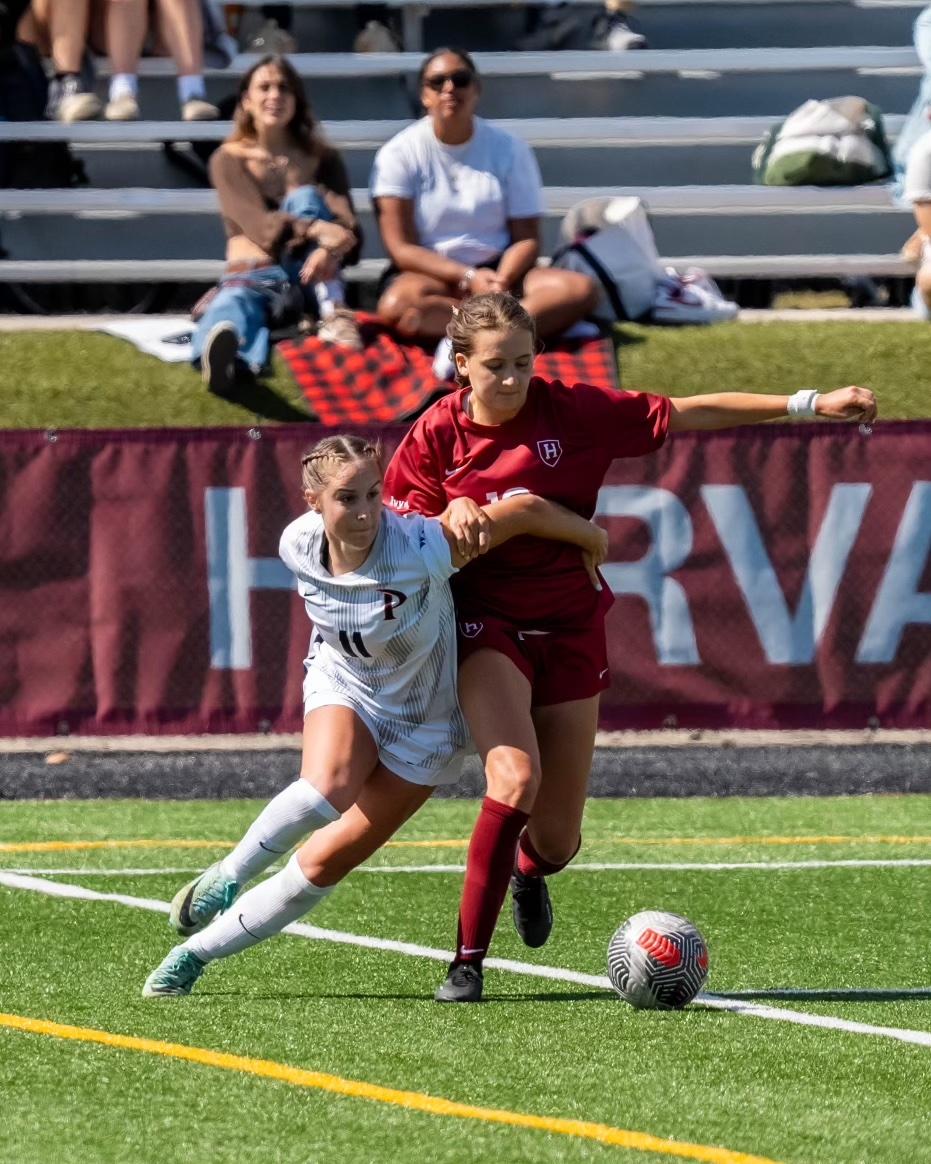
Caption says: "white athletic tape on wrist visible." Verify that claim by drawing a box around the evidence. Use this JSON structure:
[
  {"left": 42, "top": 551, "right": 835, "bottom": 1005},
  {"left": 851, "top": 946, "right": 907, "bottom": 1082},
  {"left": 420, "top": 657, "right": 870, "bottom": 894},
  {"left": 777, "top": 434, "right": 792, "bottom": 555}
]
[{"left": 787, "top": 389, "right": 820, "bottom": 419}]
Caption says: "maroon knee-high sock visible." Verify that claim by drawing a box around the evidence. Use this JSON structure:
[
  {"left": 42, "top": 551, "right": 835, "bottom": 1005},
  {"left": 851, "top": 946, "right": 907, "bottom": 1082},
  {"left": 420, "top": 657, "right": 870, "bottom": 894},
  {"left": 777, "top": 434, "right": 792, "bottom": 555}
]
[
  {"left": 455, "top": 797, "right": 530, "bottom": 965},
  {"left": 516, "top": 830, "right": 581, "bottom": 877}
]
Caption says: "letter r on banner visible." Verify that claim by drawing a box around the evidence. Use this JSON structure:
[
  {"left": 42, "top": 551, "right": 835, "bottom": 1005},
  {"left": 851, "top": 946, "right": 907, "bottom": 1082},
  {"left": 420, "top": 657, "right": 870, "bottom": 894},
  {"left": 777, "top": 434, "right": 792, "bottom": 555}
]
[
  {"left": 596, "top": 486, "right": 699, "bottom": 665},
  {"left": 205, "top": 488, "right": 294, "bottom": 669}
]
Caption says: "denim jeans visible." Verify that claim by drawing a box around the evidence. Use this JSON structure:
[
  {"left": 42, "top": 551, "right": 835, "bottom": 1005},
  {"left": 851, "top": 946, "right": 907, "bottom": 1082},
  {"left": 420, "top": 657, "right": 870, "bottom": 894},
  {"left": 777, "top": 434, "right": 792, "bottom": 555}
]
[
  {"left": 191, "top": 185, "right": 333, "bottom": 372},
  {"left": 893, "top": 6, "right": 931, "bottom": 201}
]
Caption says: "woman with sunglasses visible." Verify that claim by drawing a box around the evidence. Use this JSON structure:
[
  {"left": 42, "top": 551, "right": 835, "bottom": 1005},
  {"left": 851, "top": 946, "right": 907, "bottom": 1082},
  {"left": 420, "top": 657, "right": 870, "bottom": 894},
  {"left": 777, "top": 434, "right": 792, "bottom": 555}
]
[{"left": 370, "top": 46, "right": 597, "bottom": 378}]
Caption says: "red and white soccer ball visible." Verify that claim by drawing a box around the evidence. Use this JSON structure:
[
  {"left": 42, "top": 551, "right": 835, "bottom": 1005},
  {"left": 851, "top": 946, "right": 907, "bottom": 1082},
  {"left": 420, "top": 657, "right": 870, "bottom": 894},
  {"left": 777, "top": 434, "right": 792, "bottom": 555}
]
[{"left": 607, "top": 910, "right": 709, "bottom": 1009}]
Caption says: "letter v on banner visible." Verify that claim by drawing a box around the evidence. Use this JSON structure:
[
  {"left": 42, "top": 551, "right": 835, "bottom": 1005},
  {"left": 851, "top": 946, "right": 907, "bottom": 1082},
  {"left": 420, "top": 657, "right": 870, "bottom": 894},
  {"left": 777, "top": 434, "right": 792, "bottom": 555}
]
[
  {"left": 701, "top": 483, "right": 873, "bottom": 665},
  {"left": 205, "top": 488, "right": 294, "bottom": 669}
]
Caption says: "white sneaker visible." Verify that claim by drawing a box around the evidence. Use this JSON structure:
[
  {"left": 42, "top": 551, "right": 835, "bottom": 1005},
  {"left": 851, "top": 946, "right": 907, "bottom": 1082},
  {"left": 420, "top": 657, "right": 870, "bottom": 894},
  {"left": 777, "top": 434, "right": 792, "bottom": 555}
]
[
  {"left": 432, "top": 337, "right": 456, "bottom": 382},
  {"left": 182, "top": 98, "right": 220, "bottom": 122},
  {"left": 354, "top": 20, "right": 400, "bottom": 52},
  {"left": 590, "top": 15, "right": 647, "bottom": 50},
  {"left": 105, "top": 94, "right": 140, "bottom": 121},
  {"left": 652, "top": 269, "right": 738, "bottom": 325}
]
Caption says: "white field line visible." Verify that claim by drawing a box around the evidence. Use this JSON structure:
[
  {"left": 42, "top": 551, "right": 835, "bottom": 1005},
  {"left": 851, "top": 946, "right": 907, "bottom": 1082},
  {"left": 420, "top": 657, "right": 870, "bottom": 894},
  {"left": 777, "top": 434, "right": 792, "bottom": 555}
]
[
  {"left": 8, "top": 857, "right": 931, "bottom": 877},
  {"left": 3, "top": 871, "right": 931, "bottom": 1050}
]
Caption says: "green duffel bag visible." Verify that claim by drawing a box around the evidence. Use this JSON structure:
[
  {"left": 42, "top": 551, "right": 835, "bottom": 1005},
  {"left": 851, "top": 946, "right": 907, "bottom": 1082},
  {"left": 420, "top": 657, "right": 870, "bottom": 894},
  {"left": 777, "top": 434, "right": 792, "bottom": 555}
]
[{"left": 752, "top": 96, "right": 893, "bottom": 186}]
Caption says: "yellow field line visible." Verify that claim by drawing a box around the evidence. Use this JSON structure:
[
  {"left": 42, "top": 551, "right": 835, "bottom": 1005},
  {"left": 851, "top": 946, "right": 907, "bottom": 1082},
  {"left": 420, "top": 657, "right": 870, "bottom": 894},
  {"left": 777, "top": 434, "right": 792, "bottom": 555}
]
[
  {"left": 0, "top": 839, "right": 234, "bottom": 854},
  {"left": 4, "top": 835, "right": 931, "bottom": 855},
  {"left": 0, "top": 1012, "right": 780, "bottom": 1164}
]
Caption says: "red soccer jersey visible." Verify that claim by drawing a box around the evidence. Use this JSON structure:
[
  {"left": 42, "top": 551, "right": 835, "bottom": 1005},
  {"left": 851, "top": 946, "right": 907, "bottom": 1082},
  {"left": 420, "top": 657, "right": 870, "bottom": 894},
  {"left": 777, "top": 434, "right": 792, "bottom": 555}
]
[{"left": 384, "top": 377, "right": 672, "bottom": 629}]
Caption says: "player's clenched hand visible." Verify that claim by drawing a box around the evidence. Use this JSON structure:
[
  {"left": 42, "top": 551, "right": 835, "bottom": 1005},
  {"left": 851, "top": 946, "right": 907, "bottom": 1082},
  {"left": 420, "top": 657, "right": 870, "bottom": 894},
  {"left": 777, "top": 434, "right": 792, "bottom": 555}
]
[
  {"left": 440, "top": 497, "right": 492, "bottom": 560},
  {"left": 816, "top": 386, "right": 877, "bottom": 422},
  {"left": 581, "top": 523, "right": 609, "bottom": 591}
]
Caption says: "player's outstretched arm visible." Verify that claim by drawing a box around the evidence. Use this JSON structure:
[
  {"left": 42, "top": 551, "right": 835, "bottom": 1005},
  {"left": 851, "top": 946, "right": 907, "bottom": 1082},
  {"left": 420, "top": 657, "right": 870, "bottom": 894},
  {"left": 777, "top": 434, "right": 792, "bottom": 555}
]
[
  {"left": 668, "top": 385, "right": 877, "bottom": 431},
  {"left": 440, "top": 495, "right": 607, "bottom": 589}
]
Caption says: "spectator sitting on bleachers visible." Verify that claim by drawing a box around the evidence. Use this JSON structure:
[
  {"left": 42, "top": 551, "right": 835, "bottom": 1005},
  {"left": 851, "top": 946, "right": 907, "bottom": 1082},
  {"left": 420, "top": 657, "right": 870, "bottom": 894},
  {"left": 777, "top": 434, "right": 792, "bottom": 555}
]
[
  {"left": 517, "top": 0, "right": 646, "bottom": 52},
  {"left": 18, "top": 0, "right": 101, "bottom": 121},
  {"left": 894, "top": 5, "right": 931, "bottom": 199},
  {"left": 193, "top": 53, "right": 363, "bottom": 397},
  {"left": 902, "top": 130, "right": 931, "bottom": 318},
  {"left": 224, "top": 4, "right": 297, "bottom": 54},
  {"left": 370, "top": 46, "right": 598, "bottom": 379},
  {"left": 100, "top": 0, "right": 220, "bottom": 121}
]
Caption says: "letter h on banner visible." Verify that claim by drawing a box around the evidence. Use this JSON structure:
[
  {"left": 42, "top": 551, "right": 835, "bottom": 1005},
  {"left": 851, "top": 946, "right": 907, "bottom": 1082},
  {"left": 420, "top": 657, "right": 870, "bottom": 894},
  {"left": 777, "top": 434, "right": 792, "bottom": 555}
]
[{"left": 205, "top": 488, "right": 294, "bottom": 669}]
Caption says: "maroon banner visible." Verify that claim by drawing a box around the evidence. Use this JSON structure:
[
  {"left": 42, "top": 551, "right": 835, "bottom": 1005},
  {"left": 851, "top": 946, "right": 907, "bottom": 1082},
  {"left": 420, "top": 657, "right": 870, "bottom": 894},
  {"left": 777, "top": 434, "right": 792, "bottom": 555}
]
[{"left": 0, "top": 422, "right": 929, "bottom": 735}]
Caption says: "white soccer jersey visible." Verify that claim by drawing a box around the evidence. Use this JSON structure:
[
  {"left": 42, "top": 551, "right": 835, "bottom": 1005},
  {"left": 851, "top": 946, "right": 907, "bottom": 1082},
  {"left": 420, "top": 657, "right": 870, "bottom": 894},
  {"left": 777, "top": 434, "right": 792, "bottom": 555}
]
[{"left": 279, "top": 508, "right": 468, "bottom": 785}]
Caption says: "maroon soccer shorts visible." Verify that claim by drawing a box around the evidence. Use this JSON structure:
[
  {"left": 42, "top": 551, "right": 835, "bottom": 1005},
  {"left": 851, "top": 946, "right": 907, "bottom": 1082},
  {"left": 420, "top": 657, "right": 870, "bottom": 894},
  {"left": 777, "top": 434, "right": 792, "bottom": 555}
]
[{"left": 456, "top": 613, "right": 610, "bottom": 706}]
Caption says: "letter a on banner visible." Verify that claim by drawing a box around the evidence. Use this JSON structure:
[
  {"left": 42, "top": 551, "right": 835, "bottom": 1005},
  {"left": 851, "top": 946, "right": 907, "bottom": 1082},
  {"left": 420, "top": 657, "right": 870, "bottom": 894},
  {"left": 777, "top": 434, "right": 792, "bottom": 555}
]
[
  {"left": 858, "top": 481, "right": 931, "bottom": 663},
  {"left": 701, "top": 483, "right": 872, "bottom": 665}
]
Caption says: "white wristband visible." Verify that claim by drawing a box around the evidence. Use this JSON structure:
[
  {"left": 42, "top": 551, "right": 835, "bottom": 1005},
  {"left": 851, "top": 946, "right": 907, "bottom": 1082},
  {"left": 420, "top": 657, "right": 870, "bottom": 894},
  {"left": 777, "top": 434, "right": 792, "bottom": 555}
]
[{"left": 787, "top": 389, "right": 820, "bottom": 419}]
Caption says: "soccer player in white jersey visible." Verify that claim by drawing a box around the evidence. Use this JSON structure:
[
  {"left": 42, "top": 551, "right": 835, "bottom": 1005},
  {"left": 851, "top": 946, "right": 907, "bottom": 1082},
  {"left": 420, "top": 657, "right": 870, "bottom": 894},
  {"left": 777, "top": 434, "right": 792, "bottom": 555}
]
[{"left": 144, "top": 433, "right": 608, "bottom": 996}]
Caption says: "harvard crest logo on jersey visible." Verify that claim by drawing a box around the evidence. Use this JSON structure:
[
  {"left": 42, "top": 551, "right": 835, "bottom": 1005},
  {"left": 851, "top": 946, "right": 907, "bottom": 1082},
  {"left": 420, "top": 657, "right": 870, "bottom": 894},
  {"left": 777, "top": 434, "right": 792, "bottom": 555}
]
[
  {"left": 537, "top": 439, "right": 563, "bottom": 466},
  {"left": 460, "top": 621, "right": 484, "bottom": 638}
]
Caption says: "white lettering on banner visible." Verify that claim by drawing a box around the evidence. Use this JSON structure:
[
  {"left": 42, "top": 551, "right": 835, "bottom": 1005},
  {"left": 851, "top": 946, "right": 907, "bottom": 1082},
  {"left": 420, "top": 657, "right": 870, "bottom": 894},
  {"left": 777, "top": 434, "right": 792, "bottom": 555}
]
[
  {"left": 596, "top": 486, "right": 699, "bottom": 665},
  {"left": 205, "top": 488, "right": 294, "bottom": 670},
  {"left": 702, "top": 483, "right": 873, "bottom": 665},
  {"left": 858, "top": 482, "right": 931, "bottom": 663}
]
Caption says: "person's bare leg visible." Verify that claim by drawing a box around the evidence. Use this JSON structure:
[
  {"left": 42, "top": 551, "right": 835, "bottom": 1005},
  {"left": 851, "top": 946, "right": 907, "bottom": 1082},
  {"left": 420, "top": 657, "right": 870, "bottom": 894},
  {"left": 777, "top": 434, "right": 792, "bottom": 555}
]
[
  {"left": 435, "top": 650, "right": 539, "bottom": 1000},
  {"left": 521, "top": 267, "right": 599, "bottom": 337},
  {"left": 107, "top": 0, "right": 147, "bottom": 74},
  {"left": 298, "top": 766, "right": 434, "bottom": 886},
  {"left": 525, "top": 696, "right": 600, "bottom": 863},
  {"left": 148, "top": 767, "right": 432, "bottom": 994},
  {"left": 377, "top": 272, "right": 459, "bottom": 339},
  {"left": 47, "top": 0, "right": 91, "bottom": 73},
  {"left": 155, "top": 0, "right": 204, "bottom": 76}
]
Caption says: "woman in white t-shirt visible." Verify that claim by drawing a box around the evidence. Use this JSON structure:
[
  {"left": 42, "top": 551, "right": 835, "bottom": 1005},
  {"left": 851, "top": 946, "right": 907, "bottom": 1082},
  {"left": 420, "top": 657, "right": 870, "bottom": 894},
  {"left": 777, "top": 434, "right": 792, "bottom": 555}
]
[{"left": 370, "top": 47, "right": 597, "bottom": 364}]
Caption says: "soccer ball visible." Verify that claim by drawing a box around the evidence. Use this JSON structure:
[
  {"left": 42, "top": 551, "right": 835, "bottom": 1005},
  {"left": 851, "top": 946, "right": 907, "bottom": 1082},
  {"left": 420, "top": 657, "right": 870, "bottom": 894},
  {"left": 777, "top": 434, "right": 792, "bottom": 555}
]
[{"left": 607, "top": 910, "right": 709, "bottom": 1010}]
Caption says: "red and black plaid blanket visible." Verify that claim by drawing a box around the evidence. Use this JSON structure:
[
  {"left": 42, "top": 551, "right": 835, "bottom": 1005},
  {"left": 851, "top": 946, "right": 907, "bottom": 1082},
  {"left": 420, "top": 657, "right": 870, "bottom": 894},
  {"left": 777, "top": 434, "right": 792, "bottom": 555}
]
[{"left": 279, "top": 312, "right": 618, "bottom": 426}]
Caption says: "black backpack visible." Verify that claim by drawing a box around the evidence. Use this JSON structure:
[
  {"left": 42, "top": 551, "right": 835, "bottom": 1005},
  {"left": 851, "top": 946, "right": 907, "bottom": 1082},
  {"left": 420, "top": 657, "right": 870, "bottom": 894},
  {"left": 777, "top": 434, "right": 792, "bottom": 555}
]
[{"left": 0, "top": 43, "right": 87, "bottom": 189}]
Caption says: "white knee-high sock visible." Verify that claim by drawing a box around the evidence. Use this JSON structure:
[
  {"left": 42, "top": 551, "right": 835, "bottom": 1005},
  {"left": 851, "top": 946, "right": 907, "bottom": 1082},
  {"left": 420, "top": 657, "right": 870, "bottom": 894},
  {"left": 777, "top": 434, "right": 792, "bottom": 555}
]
[
  {"left": 185, "top": 853, "right": 333, "bottom": 963},
  {"left": 218, "top": 779, "right": 340, "bottom": 886}
]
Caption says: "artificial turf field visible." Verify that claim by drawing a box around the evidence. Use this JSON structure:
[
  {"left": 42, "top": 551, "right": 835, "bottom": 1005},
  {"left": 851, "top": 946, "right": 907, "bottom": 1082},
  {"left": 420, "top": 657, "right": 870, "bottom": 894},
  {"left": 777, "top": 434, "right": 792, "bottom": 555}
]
[{"left": 2, "top": 795, "right": 930, "bottom": 1164}]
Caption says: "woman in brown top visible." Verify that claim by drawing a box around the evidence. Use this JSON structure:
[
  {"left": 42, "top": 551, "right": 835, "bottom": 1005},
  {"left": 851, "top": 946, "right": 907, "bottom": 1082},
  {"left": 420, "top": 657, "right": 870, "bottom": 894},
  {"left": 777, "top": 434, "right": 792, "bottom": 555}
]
[{"left": 193, "top": 54, "right": 363, "bottom": 397}]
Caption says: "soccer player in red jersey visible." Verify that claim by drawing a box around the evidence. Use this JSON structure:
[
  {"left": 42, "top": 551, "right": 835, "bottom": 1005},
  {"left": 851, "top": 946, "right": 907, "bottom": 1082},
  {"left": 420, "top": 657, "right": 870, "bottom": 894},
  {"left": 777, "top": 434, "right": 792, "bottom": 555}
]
[{"left": 383, "top": 291, "right": 877, "bottom": 1003}]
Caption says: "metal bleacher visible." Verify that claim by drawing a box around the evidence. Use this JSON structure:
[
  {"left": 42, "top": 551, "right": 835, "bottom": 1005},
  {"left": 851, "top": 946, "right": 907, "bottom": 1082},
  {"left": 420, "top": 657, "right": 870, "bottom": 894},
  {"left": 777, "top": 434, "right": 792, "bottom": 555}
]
[{"left": 0, "top": 0, "right": 925, "bottom": 311}]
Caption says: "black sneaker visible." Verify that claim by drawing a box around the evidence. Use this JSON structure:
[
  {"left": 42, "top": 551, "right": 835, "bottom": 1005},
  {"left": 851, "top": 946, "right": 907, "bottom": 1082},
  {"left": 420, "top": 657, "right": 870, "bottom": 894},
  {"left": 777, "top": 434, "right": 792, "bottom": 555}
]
[
  {"left": 511, "top": 871, "right": 553, "bottom": 948},
  {"left": 435, "top": 961, "right": 484, "bottom": 1003},
  {"left": 201, "top": 322, "right": 239, "bottom": 397},
  {"left": 47, "top": 74, "right": 102, "bottom": 123}
]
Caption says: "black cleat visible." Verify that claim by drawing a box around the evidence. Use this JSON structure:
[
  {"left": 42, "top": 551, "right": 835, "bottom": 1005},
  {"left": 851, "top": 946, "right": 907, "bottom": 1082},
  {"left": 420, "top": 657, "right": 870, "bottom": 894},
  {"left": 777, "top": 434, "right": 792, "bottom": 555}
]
[
  {"left": 435, "top": 961, "right": 484, "bottom": 1003},
  {"left": 511, "top": 871, "right": 553, "bottom": 948}
]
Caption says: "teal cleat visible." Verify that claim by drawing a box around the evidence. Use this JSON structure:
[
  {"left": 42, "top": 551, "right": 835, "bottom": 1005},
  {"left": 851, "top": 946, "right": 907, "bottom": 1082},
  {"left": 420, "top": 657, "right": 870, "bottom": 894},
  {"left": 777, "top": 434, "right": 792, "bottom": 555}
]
[
  {"left": 168, "top": 862, "right": 239, "bottom": 936},
  {"left": 142, "top": 946, "right": 206, "bottom": 998}
]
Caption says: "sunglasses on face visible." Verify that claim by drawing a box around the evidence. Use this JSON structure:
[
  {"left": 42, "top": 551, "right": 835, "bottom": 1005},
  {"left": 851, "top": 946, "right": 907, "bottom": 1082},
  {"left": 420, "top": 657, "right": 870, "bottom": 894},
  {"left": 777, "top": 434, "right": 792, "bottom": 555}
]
[{"left": 422, "top": 69, "right": 475, "bottom": 92}]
